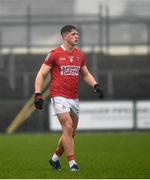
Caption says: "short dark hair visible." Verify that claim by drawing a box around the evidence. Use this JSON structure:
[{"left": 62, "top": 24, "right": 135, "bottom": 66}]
[{"left": 60, "top": 25, "right": 78, "bottom": 36}]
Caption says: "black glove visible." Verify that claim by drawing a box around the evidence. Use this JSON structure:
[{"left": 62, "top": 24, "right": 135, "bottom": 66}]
[
  {"left": 94, "top": 84, "right": 104, "bottom": 99},
  {"left": 34, "top": 93, "right": 43, "bottom": 110}
]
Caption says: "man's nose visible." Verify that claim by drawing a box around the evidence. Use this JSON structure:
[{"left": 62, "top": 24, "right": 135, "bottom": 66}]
[{"left": 75, "top": 35, "right": 79, "bottom": 38}]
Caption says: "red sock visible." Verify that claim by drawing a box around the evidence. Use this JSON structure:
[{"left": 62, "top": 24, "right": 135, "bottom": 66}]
[
  {"left": 55, "top": 149, "right": 63, "bottom": 157},
  {"left": 67, "top": 155, "right": 74, "bottom": 161}
]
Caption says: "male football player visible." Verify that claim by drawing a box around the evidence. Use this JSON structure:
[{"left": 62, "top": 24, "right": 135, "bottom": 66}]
[{"left": 34, "top": 25, "right": 103, "bottom": 171}]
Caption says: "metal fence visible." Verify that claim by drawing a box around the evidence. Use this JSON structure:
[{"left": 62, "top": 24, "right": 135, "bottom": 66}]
[
  {"left": 0, "top": 10, "right": 150, "bottom": 101},
  {"left": 0, "top": 6, "right": 150, "bottom": 54}
]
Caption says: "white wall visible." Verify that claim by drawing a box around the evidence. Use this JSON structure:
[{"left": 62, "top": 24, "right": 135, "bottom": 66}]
[{"left": 49, "top": 101, "right": 150, "bottom": 131}]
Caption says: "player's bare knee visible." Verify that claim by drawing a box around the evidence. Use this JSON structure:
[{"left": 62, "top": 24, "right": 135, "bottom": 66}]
[{"left": 64, "top": 122, "right": 73, "bottom": 134}]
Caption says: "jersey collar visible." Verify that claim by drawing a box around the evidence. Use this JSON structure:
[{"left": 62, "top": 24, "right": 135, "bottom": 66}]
[
  {"left": 61, "top": 44, "right": 66, "bottom": 51},
  {"left": 61, "top": 44, "right": 76, "bottom": 53}
]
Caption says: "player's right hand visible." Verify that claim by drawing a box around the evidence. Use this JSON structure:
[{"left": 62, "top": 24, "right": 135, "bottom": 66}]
[{"left": 34, "top": 93, "right": 43, "bottom": 110}]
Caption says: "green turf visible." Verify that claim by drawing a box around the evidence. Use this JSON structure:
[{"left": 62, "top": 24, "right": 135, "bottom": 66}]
[{"left": 0, "top": 132, "right": 150, "bottom": 179}]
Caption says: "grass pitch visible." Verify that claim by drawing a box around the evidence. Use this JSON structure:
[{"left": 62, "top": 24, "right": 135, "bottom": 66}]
[{"left": 0, "top": 132, "right": 150, "bottom": 179}]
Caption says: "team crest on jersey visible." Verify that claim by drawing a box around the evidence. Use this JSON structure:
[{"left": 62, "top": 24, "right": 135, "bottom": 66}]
[{"left": 69, "top": 56, "right": 74, "bottom": 63}]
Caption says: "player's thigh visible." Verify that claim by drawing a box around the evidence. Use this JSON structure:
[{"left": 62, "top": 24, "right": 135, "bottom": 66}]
[
  {"left": 72, "top": 115, "right": 78, "bottom": 130},
  {"left": 57, "top": 112, "right": 73, "bottom": 129},
  {"left": 69, "top": 99, "right": 79, "bottom": 131}
]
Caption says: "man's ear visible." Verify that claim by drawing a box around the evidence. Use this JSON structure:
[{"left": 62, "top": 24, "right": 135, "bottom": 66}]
[
  {"left": 63, "top": 32, "right": 69, "bottom": 40},
  {"left": 62, "top": 33, "right": 66, "bottom": 39}
]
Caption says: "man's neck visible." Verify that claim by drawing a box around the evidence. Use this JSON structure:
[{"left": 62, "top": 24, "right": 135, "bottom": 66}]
[{"left": 62, "top": 43, "right": 75, "bottom": 52}]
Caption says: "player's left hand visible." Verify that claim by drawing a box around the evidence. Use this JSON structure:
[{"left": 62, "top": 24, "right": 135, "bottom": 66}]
[{"left": 94, "top": 83, "right": 104, "bottom": 99}]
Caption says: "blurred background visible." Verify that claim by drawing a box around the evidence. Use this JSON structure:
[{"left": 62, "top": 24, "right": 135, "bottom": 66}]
[{"left": 0, "top": 0, "right": 150, "bottom": 133}]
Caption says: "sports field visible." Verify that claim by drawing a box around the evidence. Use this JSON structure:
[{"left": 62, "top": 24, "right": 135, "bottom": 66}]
[{"left": 0, "top": 132, "right": 150, "bottom": 179}]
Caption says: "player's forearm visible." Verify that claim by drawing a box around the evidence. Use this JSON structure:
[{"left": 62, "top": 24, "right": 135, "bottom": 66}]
[
  {"left": 34, "top": 64, "right": 51, "bottom": 93},
  {"left": 34, "top": 73, "right": 45, "bottom": 93},
  {"left": 83, "top": 73, "right": 97, "bottom": 87}
]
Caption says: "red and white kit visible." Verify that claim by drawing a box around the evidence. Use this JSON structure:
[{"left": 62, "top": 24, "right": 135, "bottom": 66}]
[{"left": 44, "top": 45, "right": 85, "bottom": 115}]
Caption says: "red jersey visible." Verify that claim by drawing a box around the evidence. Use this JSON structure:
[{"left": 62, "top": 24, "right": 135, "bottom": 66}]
[{"left": 44, "top": 45, "right": 86, "bottom": 99}]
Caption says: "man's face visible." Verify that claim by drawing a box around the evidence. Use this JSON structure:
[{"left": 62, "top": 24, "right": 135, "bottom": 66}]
[{"left": 64, "top": 29, "right": 79, "bottom": 46}]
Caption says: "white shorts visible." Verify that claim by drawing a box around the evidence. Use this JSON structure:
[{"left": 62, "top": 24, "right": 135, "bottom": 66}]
[{"left": 51, "top": 96, "right": 79, "bottom": 118}]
